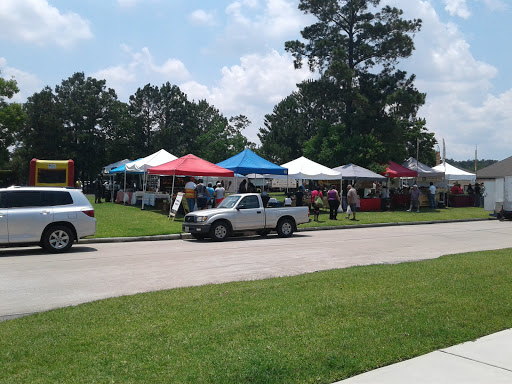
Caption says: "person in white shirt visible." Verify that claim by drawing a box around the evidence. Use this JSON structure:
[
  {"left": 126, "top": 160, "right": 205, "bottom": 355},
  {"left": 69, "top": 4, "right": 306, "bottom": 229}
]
[
  {"left": 214, "top": 182, "right": 225, "bottom": 206},
  {"left": 429, "top": 182, "right": 436, "bottom": 209}
]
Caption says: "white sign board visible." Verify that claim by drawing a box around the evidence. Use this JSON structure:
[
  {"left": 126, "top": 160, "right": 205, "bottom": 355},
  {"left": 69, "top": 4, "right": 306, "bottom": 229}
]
[{"left": 272, "top": 178, "right": 296, "bottom": 189}]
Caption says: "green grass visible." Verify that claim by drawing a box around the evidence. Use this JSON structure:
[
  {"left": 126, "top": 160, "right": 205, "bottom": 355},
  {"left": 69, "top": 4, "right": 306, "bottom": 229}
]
[
  {"left": 1, "top": 249, "right": 511, "bottom": 383},
  {"left": 88, "top": 195, "right": 491, "bottom": 238}
]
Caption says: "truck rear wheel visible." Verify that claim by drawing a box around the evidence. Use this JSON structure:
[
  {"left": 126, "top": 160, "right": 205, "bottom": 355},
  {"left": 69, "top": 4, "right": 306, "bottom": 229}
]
[
  {"left": 276, "top": 218, "right": 294, "bottom": 238},
  {"left": 210, "top": 221, "right": 230, "bottom": 241}
]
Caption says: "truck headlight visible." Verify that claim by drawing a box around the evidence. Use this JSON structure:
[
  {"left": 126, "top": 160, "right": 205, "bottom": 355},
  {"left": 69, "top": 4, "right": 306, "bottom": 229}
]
[{"left": 196, "top": 216, "right": 208, "bottom": 222}]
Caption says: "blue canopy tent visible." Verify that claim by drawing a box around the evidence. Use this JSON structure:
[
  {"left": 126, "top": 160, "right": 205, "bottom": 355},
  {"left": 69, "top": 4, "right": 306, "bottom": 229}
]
[
  {"left": 217, "top": 149, "right": 288, "bottom": 176},
  {"left": 109, "top": 158, "right": 144, "bottom": 202},
  {"left": 217, "top": 149, "right": 288, "bottom": 194},
  {"left": 102, "top": 159, "right": 132, "bottom": 175},
  {"left": 101, "top": 159, "right": 133, "bottom": 202}
]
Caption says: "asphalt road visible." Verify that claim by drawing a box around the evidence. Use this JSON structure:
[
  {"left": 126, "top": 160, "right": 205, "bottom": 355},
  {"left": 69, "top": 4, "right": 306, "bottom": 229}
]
[{"left": 1, "top": 220, "right": 511, "bottom": 320}]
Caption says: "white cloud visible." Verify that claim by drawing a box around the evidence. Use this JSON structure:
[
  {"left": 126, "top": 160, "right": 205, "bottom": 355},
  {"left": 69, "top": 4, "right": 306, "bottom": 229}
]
[
  {"left": 189, "top": 9, "right": 217, "bottom": 26},
  {"left": 443, "top": 0, "right": 471, "bottom": 18},
  {"left": 388, "top": 0, "right": 511, "bottom": 160},
  {"left": 218, "top": 0, "right": 313, "bottom": 52},
  {"left": 0, "top": 58, "right": 44, "bottom": 102},
  {"left": 0, "top": 0, "right": 92, "bottom": 47},
  {"left": 90, "top": 46, "right": 191, "bottom": 100},
  {"left": 181, "top": 50, "right": 314, "bottom": 142},
  {"left": 480, "top": 0, "right": 509, "bottom": 11}
]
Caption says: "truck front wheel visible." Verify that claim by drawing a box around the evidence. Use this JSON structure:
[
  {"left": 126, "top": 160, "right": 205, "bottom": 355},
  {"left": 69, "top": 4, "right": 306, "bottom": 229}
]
[
  {"left": 276, "top": 218, "right": 294, "bottom": 238},
  {"left": 210, "top": 221, "right": 230, "bottom": 241}
]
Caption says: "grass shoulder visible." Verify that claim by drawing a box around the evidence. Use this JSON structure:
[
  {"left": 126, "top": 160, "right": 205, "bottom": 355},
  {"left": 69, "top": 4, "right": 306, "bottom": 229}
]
[{"left": 1, "top": 248, "right": 511, "bottom": 383}]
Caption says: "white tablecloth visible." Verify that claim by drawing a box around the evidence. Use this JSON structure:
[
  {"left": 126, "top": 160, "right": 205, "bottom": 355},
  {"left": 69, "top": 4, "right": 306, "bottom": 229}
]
[{"left": 142, "top": 193, "right": 170, "bottom": 206}]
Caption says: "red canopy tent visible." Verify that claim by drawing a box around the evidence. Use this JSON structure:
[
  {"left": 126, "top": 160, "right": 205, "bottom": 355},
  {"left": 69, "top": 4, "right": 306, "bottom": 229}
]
[
  {"left": 148, "top": 154, "right": 234, "bottom": 214},
  {"left": 148, "top": 154, "right": 234, "bottom": 177},
  {"left": 381, "top": 160, "right": 418, "bottom": 178}
]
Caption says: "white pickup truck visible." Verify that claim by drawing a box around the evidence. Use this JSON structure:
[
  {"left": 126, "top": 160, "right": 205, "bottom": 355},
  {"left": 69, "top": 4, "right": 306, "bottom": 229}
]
[{"left": 182, "top": 193, "right": 310, "bottom": 241}]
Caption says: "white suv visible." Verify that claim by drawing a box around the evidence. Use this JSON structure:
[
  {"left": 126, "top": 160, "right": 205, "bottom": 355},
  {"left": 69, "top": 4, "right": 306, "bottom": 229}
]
[{"left": 0, "top": 186, "right": 96, "bottom": 253}]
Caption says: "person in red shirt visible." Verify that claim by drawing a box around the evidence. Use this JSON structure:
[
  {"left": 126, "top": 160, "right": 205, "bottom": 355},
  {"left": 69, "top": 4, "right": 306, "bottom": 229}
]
[
  {"left": 310, "top": 186, "right": 323, "bottom": 222},
  {"left": 450, "top": 184, "right": 460, "bottom": 194}
]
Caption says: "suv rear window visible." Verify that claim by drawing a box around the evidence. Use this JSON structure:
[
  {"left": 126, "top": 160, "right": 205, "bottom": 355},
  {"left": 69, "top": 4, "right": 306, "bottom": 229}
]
[{"left": 6, "top": 190, "right": 73, "bottom": 208}]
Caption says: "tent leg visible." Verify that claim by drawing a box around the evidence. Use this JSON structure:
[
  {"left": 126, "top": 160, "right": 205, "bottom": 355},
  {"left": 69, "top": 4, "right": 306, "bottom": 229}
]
[
  {"left": 168, "top": 175, "right": 175, "bottom": 220},
  {"left": 142, "top": 172, "right": 147, "bottom": 210}
]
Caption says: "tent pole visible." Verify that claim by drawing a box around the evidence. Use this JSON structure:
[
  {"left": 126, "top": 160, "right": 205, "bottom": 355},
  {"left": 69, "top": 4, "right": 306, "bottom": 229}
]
[
  {"left": 142, "top": 172, "right": 147, "bottom": 210},
  {"left": 123, "top": 170, "right": 127, "bottom": 204},
  {"left": 168, "top": 174, "right": 176, "bottom": 219},
  {"left": 110, "top": 174, "right": 114, "bottom": 203}
]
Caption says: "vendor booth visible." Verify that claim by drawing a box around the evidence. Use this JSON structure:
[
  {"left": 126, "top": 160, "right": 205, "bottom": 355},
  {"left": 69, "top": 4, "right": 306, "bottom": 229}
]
[
  {"left": 334, "top": 164, "right": 385, "bottom": 211},
  {"left": 217, "top": 149, "right": 288, "bottom": 203},
  {"left": 433, "top": 162, "right": 476, "bottom": 183},
  {"left": 402, "top": 157, "right": 445, "bottom": 207},
  {"left": 111, "top": 149, "right": 177, "bottom": 209},
  {"left": 217, "top": 149, "right": 288, "bottom": 176},
  {"left": 148, "top": 154, "right": 235, "bottom": 215},
  {"left": 280, "top": 156, "right": 342, "bottom": 207},
  {"left": 101, "top": 159, "right": 132, "bottom": 201},
  {"left": 381, "top": 161, "right": 418, "bottom": 209}
]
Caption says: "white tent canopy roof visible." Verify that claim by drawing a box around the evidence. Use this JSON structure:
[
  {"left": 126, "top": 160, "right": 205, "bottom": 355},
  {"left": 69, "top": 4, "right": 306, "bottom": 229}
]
[
  {"left": 433, "top": 162, "right": 476, "bottom": 182},
  {"left": 333, "top": 163, "right": 386, "bottom": 180},
  {"left": 124, "top": 149, "right": 177, "bottom": 173},
  {"left": 281, "top": 156, "right": 342, "bottom": 180}
]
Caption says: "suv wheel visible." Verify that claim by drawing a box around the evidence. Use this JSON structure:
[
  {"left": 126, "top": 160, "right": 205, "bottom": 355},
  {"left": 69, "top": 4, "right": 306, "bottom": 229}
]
[{"left": 42, "top": 225, "right": 74, "bottom": 253}]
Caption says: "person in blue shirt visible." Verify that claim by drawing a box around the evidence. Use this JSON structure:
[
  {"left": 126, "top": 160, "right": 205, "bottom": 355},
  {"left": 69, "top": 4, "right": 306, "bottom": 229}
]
[{"left": 206, "top": 183, "right": 215, "bottom": 208}]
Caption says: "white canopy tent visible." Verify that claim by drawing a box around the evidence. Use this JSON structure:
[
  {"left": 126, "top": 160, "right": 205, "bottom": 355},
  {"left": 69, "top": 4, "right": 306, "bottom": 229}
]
[
  {"left": 433, "top": 162, "right": 476, "bottom": 182},
  {"left": 281, "top": 156, "right": 342, "bottom": 180},
  {"left": 124, "top": 149, "right": 177, "bottom": 173},
  {"left": 124, "top": 149, "right": 178, "bottom": 209},
  {"left": 245, "top": 156, "right": 342, "bottom": 191}
]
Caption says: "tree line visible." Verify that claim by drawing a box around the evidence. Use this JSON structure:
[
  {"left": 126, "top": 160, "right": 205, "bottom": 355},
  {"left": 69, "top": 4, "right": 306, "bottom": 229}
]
[{"left": 1, "top": 1, "right": 447, "bottom": 184}]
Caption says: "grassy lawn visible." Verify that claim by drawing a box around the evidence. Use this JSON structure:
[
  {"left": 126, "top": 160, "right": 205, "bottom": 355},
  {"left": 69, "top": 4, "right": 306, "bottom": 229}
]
[
  {"left": 1, "top": 248, "right": 511, "bottom": 383},
  {"left": 88, "top": 195, "right": 491, "bottom": 238}
]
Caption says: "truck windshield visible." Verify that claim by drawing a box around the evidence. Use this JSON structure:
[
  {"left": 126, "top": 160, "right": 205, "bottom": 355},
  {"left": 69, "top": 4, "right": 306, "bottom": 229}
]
[{"left": 217, "top": 195, "right": 241, "bottom": 208}]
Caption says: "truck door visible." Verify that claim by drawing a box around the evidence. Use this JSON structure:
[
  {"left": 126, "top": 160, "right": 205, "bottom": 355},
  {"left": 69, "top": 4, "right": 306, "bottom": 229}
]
[{"left": 235, "top": 195, "right": 265, "bottom": 230}]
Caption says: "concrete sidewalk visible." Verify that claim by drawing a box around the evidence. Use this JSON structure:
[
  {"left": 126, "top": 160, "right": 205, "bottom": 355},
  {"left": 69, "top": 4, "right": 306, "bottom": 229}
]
[{"left": 336, "top": 328, "right": 512, "bottom": 383}]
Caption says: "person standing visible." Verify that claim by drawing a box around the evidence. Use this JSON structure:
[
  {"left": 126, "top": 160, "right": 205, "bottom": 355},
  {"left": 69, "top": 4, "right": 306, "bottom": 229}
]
[
  {"left": 407, "top": 184, "right": 420, "bottom": 212},
  {"left": 195, "top": 179, "right": 210, "bottom": 210},
  {"left": 327, "top": 185, "right": 341, "bottom": 220},
  {"left": 214, "top": 182, "right": 225, "bottom": 206},
  {"left": 429, "top": 182, "right": 436, "bottom": 209},
  {"left": 206, "top": 183, "right": 215, "bottom": 209},
  {"left": 185, "top": 177, "right": 197, "bottom": 212},
  {"left": 474, "top": 183, "right": 481, "bottom": 207},
  {"left": 346, "top": 184, "right": 358, "bottom": 220},
  {"left": 94, "top": 174, "right": 103, "bottom": 203},
  {"left": 310, "top": 186, "right": 323, "bottom": 222},
  {"left": 294, "top": 187, "right": 304, "bottom": 207},
  {"left": 238, "top": 179, "right": 247, "bottom": 193}
]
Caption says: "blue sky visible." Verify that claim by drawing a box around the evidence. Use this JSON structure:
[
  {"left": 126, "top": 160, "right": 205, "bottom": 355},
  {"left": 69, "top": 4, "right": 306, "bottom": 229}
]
[{"left": 1, "top": 0, "right": 510, "bottom": 162}]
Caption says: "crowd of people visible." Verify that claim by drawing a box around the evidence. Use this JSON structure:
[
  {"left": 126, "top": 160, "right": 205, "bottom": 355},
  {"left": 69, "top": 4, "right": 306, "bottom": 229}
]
[{"left": 184, "top": 177, "right": 226, "bottom": 212}]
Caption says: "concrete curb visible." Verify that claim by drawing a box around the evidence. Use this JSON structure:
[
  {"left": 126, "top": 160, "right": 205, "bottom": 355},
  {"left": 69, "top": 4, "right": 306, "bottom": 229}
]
[{"left": 79, "top": 217, "right": 495, "bottom": 244}]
